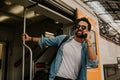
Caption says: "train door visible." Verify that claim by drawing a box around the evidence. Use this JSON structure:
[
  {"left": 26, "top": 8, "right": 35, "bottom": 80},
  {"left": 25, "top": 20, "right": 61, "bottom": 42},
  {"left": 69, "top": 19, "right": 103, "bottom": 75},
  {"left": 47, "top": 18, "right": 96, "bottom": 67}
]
[
  {"left": 0, "top": 42, "right": 7, "bottom": 80},
  {"left": 77, "top": 8, "right": 102, "bottom": 80}
]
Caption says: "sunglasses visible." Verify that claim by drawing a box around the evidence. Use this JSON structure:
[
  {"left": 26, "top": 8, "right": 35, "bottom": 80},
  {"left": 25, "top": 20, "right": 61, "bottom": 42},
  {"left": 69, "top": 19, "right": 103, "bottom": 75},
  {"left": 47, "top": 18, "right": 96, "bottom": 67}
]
[{"left": 75, "top": 25, "right": 87, "bottom": 30}]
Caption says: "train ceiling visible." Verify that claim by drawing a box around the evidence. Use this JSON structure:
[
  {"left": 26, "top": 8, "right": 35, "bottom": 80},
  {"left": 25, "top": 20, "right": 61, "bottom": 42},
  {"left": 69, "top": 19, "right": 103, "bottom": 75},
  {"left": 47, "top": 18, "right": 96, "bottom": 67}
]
[
  {"left": 0, "top": 0, "right": 48, "bottom": 27},
  {"left": 0, "top": 0, "right": 74, "bottom": 28},
  {"left": 0, "top": 0, "right": 120, "bottom": 34}
]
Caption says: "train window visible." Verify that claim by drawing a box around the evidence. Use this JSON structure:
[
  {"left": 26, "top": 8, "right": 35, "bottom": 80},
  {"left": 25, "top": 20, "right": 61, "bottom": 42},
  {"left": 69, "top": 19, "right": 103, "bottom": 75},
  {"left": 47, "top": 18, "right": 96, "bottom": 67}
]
[
  {"left": 0, "top": 43, "right": 5, "bottom": 80},
  {"left": 87, "top": 30, "right": 97, "bottom": 68},
  {"left": 90, "top": 30, "right": 97, "bottom": 55},
  {"left": 0, "top": 44, "right": 2, "bottom": 65},
  {"left": 0, "top": 42, "right": 6, "bottom": 80}
]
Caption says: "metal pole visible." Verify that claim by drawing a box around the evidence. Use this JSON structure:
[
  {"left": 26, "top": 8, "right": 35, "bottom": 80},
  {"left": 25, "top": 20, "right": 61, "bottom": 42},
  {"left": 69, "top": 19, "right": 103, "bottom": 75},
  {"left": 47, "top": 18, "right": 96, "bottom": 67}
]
[
  {"left": 22, "top": 3, "right": 38, "bottom": 80},
  {"left": 23, "top": 44, "right": 33, "bottom": 80},
  {"left": 22, "top": 7, "right": 26, "bottom": 80},
  {"left": 22, "top": 7, "right": 33, "bottom": 80}
]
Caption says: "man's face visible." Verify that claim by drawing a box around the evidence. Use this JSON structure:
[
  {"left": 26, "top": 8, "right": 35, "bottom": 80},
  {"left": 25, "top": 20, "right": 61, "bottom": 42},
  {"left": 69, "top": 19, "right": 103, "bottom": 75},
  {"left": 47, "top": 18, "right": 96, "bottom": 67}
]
[{"left": 75, "top": 21, "right": 89, "bottom": 38}]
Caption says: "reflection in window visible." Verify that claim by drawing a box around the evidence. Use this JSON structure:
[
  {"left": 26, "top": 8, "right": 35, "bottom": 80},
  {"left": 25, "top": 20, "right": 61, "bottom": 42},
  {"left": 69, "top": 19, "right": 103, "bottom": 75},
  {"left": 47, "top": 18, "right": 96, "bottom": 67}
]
[
  {"left": 0, "top": 44, "right": 3, "bottom": 80},
  {"left": 87, "top": 30, "right": 97, "bottom": 68},
  {"left": 0, "top": 43, "right": 6, "bottom": 80},
  {"left": 99, "top": 19, "right": 120, "bottom": 44},
  {"left": 90, "top": 30, "right": 97, "bottom": 55}
]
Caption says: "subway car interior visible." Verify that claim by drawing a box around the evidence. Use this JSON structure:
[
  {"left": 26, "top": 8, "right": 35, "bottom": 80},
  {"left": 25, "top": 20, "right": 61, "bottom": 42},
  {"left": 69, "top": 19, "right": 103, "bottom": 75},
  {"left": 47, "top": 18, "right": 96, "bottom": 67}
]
[{"left": 0, "top": 0, "right": 120, "bottom": 80}]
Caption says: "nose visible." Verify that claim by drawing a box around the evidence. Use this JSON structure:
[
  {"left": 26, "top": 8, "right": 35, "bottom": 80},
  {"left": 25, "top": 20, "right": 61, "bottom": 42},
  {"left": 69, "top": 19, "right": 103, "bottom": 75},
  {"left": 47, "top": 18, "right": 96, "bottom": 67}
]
[
  {"left": 78, "top": 26, "right": 82, "bottom": 30},
  {"left": 77, "top": 25, "right": 82, "bottom": 30}
]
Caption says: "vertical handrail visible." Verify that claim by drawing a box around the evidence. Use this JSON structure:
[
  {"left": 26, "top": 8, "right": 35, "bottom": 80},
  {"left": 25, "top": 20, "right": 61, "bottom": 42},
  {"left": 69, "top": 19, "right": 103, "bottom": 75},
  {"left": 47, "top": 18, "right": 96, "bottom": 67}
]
[
  {"left": 22, "top": 7, "right": 26, "bottom": 80},
  {"left": 23, "top": 44, "right": 33, "bottom": 80},
  {"left": 22, "top": 7, "right": 33, "bottom": 80}
]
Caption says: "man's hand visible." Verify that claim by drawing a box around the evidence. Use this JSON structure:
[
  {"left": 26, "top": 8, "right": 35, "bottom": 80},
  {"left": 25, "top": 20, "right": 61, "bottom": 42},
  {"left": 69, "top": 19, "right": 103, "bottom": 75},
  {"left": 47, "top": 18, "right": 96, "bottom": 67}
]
[
  {"left": 84, "top": 31, "right": 92, "bottom": 47},
  {"left": 83, "top": 31, "right": 91, "bottom": 41},
  {"left": 85, "top": 31, "right": 91, "bottom": 41},
  {"left": 22, "top": 33, "right": 32, "bottom": 41}
]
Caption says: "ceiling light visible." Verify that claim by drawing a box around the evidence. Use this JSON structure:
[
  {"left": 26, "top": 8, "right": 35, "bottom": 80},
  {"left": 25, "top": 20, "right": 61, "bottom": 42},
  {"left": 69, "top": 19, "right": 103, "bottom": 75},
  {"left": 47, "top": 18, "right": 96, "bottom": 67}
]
[
  {"left": 35, "top": 13, "right": 40, "bottom": 16},
  {"left": 45, "top": 32, "right": 54, "bottom": 38},
  {"left": 55, "top": 21, "right": 59, "bottom": 24},
  {"left": 9, "top": 5, "right": 24, "bottom": 14},
  {"left": 26, "top": 11, "right": 35, "bottom": 18},
  {"left": 0, "top": 16, "right": 10, "bottom": 22},
  {"left": 5, "top": 1, "right": 12, "bottom": 5},
  {"left": 45, "top": 32, "right": 54, "bottom": 36}
]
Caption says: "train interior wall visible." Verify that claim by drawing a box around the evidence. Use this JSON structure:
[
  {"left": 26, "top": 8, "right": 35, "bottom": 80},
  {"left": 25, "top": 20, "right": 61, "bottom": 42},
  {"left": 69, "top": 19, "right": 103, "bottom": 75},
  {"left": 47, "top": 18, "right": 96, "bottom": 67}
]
[{"left": 0, "top": 18, "right": 65, "bottom": 80}]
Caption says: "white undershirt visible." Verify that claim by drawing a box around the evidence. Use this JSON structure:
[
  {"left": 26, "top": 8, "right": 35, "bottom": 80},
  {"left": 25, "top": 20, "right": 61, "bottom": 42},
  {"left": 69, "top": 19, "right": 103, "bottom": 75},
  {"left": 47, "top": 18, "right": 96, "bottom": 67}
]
[{"left": 56, "top": 39, "right": 82, "bottom": 79}]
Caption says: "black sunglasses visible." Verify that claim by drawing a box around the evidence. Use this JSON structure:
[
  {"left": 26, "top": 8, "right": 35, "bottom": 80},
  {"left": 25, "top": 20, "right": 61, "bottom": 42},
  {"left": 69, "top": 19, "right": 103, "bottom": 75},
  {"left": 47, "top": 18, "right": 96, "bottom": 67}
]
[{"left": 76, "top": 25, "right": 87, "bottom": 30}]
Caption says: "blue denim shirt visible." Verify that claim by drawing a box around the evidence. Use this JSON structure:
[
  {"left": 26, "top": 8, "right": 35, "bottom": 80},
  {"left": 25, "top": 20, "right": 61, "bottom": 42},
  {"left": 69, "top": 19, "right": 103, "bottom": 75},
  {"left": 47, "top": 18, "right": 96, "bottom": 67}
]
[{"left": 38, "top": 35, "right": 98, "bottom": 80}]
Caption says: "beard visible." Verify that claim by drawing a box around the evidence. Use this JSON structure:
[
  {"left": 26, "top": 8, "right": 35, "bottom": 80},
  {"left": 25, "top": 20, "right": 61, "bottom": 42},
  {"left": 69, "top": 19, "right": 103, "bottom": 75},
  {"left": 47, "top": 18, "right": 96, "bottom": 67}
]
[{"left": 75, "top": 30, "right": 87, "bottom": 38}]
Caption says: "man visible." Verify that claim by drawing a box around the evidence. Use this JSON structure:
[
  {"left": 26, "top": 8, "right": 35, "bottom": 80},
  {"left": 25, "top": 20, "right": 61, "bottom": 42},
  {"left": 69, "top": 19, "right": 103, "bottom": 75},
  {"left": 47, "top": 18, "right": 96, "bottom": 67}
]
[{"left": 23, "top": 17, "right": 98, "bottom": 80}]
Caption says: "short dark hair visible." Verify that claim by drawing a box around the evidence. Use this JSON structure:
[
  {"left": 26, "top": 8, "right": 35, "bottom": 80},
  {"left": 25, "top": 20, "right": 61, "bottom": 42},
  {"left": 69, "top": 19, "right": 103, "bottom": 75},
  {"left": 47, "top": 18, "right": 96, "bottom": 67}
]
[{"left": 76, "top": 17, "right": 91, "bottom": 31}]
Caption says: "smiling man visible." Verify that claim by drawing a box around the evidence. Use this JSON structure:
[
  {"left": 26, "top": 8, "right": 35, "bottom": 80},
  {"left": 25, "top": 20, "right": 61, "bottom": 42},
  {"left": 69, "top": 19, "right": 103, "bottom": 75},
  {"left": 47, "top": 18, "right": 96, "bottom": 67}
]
[{"left": 23, "top": 17, "right": 98, "bottom": 80}]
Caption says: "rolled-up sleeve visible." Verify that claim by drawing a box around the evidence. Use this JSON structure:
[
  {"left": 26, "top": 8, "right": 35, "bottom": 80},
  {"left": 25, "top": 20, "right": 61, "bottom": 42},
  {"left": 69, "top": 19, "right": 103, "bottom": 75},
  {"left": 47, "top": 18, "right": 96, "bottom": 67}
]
[
  {"left": 87, "top": 58, "right": 98, "bottom": 67},
  {"left": 38, "top": 35, "right": 66, "bottom": 48},
  {"left": 38, "top": 35, "right": 46, "bottom": 48}
]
